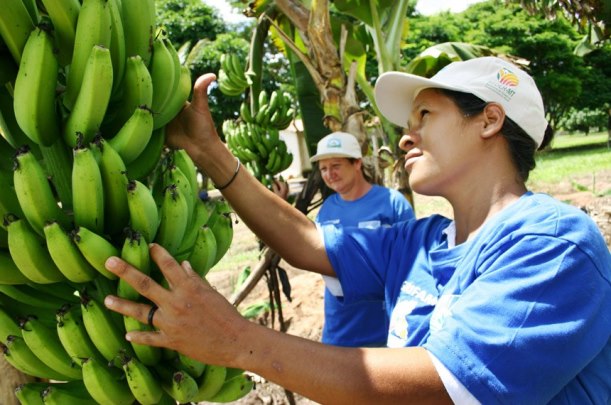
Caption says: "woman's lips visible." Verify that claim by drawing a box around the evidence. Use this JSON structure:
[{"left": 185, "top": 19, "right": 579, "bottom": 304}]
[{"left": 404, "top": 150, "right": 422, "bottom": 171}]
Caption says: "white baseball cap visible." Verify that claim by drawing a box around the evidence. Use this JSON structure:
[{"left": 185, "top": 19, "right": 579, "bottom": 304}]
[
  {"left": 374, "top": 57, "right": 548, "bottom": 146},
  {"left": 310, "top": 132, "right": 362, "bottom": 162}
]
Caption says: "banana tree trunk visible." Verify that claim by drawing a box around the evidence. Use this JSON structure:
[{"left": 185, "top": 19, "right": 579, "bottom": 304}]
[{"left": 1, "top": 357, "right": 34, "bottom": 404}]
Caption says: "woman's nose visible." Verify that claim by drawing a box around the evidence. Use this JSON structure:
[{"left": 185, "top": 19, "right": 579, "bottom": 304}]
[{"left": 398, "top": 133, "right": 416, "bottom": 151}]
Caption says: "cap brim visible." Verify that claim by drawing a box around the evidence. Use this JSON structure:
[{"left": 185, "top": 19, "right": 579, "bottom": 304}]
[
  {"left": 309, "top": 152, "right": 359, "bottom": 163},
  {"left": 374, "top": 72, "right": 460, "bottom": 128}
]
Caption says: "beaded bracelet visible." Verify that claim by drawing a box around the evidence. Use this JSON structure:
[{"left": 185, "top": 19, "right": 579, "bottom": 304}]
[{"left": 214, "top": 158, "right": 241, "bottom": 190}]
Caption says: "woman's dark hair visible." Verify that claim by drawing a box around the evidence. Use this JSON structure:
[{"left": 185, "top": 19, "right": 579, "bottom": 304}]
[{"left": 439, "top": 89, "right": 554, "bottom": 182}]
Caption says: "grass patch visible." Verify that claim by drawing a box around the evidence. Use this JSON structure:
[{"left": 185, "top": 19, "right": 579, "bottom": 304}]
[{"left": 550, "top": 131, "right": 608, "bottom": 149}]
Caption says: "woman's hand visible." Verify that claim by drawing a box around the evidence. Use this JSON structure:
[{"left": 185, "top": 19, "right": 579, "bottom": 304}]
[
  {"left": 165, "top": 73, "right": 221, "bottom": 161},
  {"left": 103, "top": 243, "right": 249, "bottom": 367}
]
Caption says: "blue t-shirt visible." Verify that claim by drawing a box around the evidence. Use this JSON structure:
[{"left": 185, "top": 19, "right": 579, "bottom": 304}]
[
  {"left": 323, "top": 192, "right": 610, "bottom": 404},
  {"left": 316, "top": 185, "right": 414, "bottom": 346}
]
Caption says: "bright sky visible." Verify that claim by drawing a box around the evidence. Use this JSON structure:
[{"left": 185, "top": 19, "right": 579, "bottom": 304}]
[{"left": 201, "top": 0, "right": 486, "bottom": 24}]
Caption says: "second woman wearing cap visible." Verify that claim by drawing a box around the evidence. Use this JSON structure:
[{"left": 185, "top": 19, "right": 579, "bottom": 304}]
[{"left": 103, "top": 57, "right": 610, "bottom": 404}]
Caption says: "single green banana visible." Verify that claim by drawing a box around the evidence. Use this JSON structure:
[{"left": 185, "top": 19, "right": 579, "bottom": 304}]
[
  {"left": 125, "top": 126, "right": 165, "bottom": 181},
  {"left": 153, "top": 64, "right": 192, "bottom": 129},
  {"left": 122, "top": 354, "right": 164, "bottom": 404},
  {"left": 13, "top": 146, "right": 70, "bottom": 235},
  {"left": 63, "top": 0, "right": 112, "bottom": 110},
  {"left": 40, "top": 0, "right": 81, "bottom": 66},
  {"left": 63, "top": 45, "right": 114, "bottom": 147},
  {"left": 121, "top": 0, "right": 155, "bottom": 66},
  {"left": 0, "top": 246, "right": 29, "bottom": 285},
  {"left": 126, "top": 179, "right": 159, "bottom": 243},
  {"left": 163, "top": 163, "right": 194, "bottom": 224},
  {"left": 150, "top": 32, "right": 181, "bottom": 116},
  {"left": 81, "top": 294, "right": 132, "bottom": 366},
  {"left": 93, "top": 136, "right": 129, "bottom": 237},
  {"left": 175, "top": 352, "right": 206, "bottom": 378},
  {"left": 0, "top": 284, "right": 67, "bottom": 310},
  {"left": 191, "top": 364, "right": 227, "bottom": 402},
  {"left": 171, "top": 149, "right": 199, "bottom": 202},
  {"left": 103, "top": 54, "right": 153, "bottom": 136},
  {"left": 117, "top": 231, "right": 151, "bottom": 301},
  {"left": 122, "top": 315, "right": 161, "bottom": 367},
  {"left": 208, "top": 371, "right": 254, "bottom": 402},
  {"left": 161, "top": 368, "right": 199, "bottom": 404},
  {"left": 6, "top": 216, "right": 66, "bottom": 284},
  {"left": 155, "top": 184, "right": 189, "bottom": 255},
  {"left": 40, "top": 381, "right": 97, "bottom": 405},
  {"left": 0, "top": 85, "right": 39, "bottom": 153},
  {"left": 0, "top": 0, "right": 35, "bottom": 64},
  {"left": 14, "top": 382, "right": 45, "bottom": 405},
  {"left": 0, "top": 305, "right": 21, "bottom": 344},
  {"left": 239, "top": 100, "right": 254, "bottom": 123},
  {"left": 81, "top": 356, "right": 135, "bottom": 405},
  {"left": 12, "top": 24, "right": 60, "bottom": 147},
  {"left": 108, "top": 0, "right": 126, "bottom": 96},
  {"left": 109, "top": 105, "right": 154, "bottom": 164},
  {"left": 44, "top": 221, "right": 97, "bottom": 283},
  {"left": 72, "top": 226, "right": 120, "bottom": 280},
  {"left": 0, "top": 292, "right": 57, "bottom": 329},
  {"left": 187, "top": 225, "right": 218, "bottom": 278},
  {"left": 228, "top": 53, "right": 249, "bottom": 88},
  {"left": 72, "top": 143, "right": 105, "bottom": 235},
  {"left": 1, "top": 335, "right": 74, "bottom": 381},
  {"left": 39, "top": 137, "right": 74, "bottom": 212},
  {"left": 21, "top": 0, "right": 40, "bottom": 25},
  {"left": 175, "top": 198, "right": 211, "bottom": 261},
  {"left": 20, "top": 316, "right": 83, "bottom": 380},
  {"left": 209, "top": 212, "right": 233, "bottom": 266},
  {"left": 56, "top": 303, "right": 105, "bottom": 366}
]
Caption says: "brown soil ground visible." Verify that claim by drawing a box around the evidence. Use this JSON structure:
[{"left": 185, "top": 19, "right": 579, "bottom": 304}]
[{"left": 202, "top": 171, "right": 611, "bottom": 405}]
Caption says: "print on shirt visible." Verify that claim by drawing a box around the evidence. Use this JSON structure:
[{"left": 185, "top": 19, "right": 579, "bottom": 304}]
[{"left": 387, "top": 281, "right": 438, "bottom": 347}]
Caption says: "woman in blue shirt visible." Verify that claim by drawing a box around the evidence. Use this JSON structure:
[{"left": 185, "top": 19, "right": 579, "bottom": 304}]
[{"left": 104, "top": 57, "right": 610, "bottom": 404}]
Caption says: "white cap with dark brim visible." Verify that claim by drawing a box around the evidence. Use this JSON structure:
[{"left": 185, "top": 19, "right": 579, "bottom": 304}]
[{"left": 374, "top": 57, "right": 548, "bottom": 147}]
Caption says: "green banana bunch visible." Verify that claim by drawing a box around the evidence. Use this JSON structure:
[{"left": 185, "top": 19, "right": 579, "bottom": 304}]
[
  {"left": 63, "top": 44, "right": 114, "bottom": 147},
  {"left": 63, "top": 0, "right": 112, "bottom": 110},
  {"left": 0, "top": 0, "right": 35, "bottom": 64},
  {"left": 40, "top": 0, "right": 81, "bottom": 66},
  {"left": 20, "top": 316, "right": 83, "bottom": 380},
  {"left": 81, "top": 356, "right": 135, "bottom": 405},
  {"left": 218, "top": 53, "right": 249, "bottom": 97},
  {"left": 13, "top": 24, "right": 60, "bottom": 147}
]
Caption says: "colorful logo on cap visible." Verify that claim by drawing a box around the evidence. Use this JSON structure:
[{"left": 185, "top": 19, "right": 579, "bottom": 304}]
[
  {"left": 497, "top": 68, "right": 519, "bottom": 87},
  {"left": 326, "top": 138, "right": 342, "bottom": 148}
]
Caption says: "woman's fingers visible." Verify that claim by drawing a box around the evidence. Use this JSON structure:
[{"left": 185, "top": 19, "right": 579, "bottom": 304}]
[
  {"left": 148, "top": 243, "right": 192, "bottom": 288},
  {"left": 191, "top": 73, "right": 216, "bottom": 114},
  {"left": 104, "top": 254, "right": 169, "bottom": 304}
]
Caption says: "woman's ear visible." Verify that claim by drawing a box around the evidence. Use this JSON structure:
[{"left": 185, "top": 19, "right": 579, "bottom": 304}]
[{"left": 481, "top": 103, "right": 505, "bottom": 140}]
